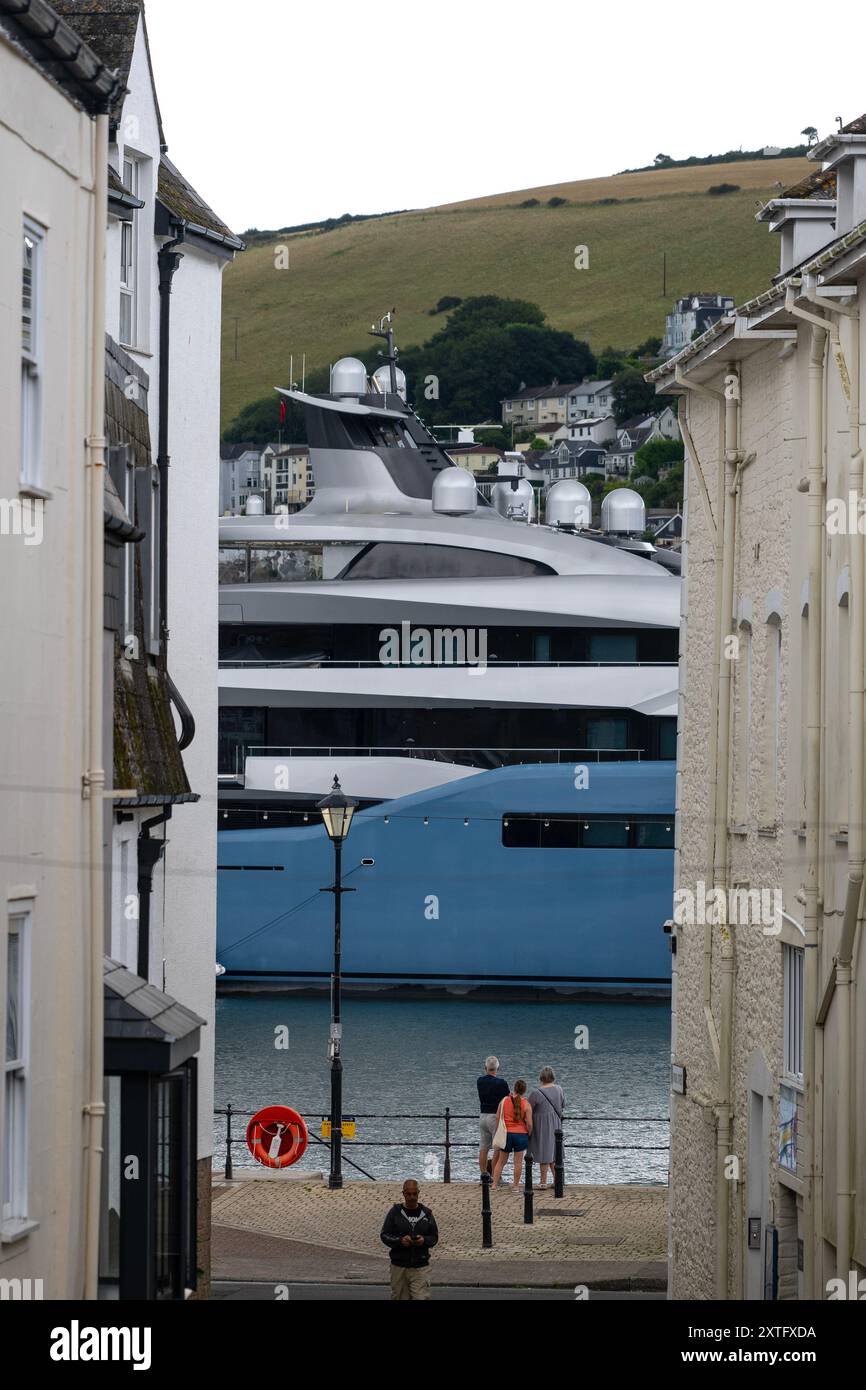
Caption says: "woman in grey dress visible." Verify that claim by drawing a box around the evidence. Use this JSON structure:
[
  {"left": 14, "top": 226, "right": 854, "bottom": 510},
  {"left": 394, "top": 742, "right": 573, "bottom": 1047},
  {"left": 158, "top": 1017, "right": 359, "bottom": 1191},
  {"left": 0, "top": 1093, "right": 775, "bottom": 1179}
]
[{"left": 527, "top": 1066, "right": 565, "bottom": 1187}]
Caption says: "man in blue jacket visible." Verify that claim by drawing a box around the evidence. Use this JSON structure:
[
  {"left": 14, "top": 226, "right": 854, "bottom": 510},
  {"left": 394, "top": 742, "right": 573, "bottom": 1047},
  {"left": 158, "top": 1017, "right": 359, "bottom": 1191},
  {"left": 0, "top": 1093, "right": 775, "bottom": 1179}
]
[{"left": 380, "top": 1179, "right": 439, "bottom": 1300}]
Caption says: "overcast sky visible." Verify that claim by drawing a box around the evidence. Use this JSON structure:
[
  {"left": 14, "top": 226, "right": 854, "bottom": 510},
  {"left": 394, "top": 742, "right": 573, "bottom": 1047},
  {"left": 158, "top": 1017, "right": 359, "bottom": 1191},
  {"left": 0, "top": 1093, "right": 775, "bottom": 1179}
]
[{"left": 144, "top": 0, "right": 864, "bottom": 233}]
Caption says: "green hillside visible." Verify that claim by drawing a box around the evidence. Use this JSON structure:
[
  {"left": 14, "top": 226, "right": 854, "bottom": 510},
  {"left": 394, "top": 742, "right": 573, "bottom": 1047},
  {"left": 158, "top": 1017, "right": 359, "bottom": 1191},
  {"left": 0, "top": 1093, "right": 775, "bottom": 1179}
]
[{"left": 220, "top": 156, "right": 810, "bottom": 428}]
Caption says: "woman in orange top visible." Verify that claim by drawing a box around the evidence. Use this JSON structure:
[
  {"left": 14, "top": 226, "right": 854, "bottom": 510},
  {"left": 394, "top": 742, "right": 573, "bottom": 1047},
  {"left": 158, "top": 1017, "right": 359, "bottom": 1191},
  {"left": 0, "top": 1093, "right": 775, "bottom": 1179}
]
[{"left": 491, "top": 1078, "right": 533, "bottom": 1191}]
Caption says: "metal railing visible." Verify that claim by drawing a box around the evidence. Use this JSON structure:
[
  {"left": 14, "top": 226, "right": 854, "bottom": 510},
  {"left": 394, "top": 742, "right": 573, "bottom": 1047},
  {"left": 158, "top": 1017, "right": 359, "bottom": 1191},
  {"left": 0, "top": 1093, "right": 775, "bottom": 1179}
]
[
  {"left": 218, "top": 659, "right": 672, "bottom": 669},
  {"left": 215, "top": 1104, "right": 669, "bottom": 1183}
]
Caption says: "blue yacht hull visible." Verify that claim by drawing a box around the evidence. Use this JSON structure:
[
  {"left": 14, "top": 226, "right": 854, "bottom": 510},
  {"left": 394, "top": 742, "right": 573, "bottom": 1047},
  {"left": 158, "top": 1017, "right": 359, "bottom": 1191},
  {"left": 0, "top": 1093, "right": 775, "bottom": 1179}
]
[{"left": 216, "top": 761, "right": 676, "bottom": 994}]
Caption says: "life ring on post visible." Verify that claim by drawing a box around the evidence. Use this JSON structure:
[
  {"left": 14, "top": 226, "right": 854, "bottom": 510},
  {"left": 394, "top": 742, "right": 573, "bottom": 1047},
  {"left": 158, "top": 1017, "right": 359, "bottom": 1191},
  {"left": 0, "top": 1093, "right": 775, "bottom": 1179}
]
[{"left": 246, "top": 1105, "right": 309, "bottom": 1169}]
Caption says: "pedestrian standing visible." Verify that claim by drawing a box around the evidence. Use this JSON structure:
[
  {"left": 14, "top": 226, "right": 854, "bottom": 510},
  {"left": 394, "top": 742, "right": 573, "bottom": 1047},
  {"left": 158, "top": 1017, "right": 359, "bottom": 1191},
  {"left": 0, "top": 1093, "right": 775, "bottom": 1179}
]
[
  {"left": 527, "top": 1066, "right": 566, "bottom": 1187},
  {"left": 477, "top": 1055, "right": 509, "bottom": 1176},
  {"left": 491, "top": 1079, "right": 532, "bottom": 1191},
  {"left": 380, "top": 1179, "right": 439, "bottom": 1300}
]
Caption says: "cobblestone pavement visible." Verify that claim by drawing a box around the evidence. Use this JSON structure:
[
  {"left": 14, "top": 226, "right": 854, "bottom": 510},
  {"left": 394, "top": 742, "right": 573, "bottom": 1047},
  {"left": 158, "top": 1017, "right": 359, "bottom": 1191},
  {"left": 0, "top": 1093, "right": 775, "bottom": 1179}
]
[{"left": 212, "top": 1177, "right": 667, "bottom": 1288}]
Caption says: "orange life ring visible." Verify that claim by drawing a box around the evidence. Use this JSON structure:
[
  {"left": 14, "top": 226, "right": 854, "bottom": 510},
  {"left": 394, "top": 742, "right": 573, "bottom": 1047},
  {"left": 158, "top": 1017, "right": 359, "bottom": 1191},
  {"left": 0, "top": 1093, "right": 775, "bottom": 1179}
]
[{"left": 246, "top": 1104, "right": 309, "bottom": 1169}]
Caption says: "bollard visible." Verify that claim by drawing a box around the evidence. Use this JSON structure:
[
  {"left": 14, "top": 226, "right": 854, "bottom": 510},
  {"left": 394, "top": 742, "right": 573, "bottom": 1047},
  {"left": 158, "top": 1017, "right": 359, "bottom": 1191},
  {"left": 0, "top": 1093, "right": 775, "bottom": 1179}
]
[
  {"left": 523, "top": 1154, "right": 534, "bottom": 1225},
  {"left": 225, "top": 1102, "right": 233, "bottom": 1181},
  {"left": 481, "top": 1171, "right": 493, "bottom": 1248},
  {"left": 554, "top": 1127, "right": 565, "bottom": 1198},
  {"left": 444, "top": 1106, "right": 451, "bottom": 1184}
]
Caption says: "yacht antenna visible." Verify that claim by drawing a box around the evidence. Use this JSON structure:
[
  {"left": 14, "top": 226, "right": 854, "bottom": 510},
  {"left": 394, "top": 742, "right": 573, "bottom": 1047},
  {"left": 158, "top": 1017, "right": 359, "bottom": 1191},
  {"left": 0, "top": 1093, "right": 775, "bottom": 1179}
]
[{"left": 369, "top": 308, "right": 398, "bottom": 393}]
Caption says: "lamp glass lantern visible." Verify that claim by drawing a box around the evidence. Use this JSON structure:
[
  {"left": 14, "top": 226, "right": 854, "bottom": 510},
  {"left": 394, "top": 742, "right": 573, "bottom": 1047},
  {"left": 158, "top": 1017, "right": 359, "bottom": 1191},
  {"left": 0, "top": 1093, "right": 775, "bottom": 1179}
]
[{"left": 317, "top": 775, "right": 357, "bottom": 842}]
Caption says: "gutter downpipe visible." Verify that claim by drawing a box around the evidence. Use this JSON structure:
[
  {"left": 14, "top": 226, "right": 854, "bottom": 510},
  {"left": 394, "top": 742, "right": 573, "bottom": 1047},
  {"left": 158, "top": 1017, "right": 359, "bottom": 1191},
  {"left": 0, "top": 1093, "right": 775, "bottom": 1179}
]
[
  {"left": 835, "top": 305, "right": 861, "bottom": 1285},
  {"left": 801, "top": 288, "right": 863, "bottom": 1282},
  {"left": 675, "top": 367, "right": 724, "bottom": 1069},
  {"left": 785, "top": 290, "right": 830, "bottom": 1297},
  {"left": 714, "top": 362, "right": 741, "bottom": 1300},
  {"left": 83, "top": 109, "right": 109, "bottom": 1301},
  {"left": 156, "top": 226, "right": 185, "bottom": 652}
]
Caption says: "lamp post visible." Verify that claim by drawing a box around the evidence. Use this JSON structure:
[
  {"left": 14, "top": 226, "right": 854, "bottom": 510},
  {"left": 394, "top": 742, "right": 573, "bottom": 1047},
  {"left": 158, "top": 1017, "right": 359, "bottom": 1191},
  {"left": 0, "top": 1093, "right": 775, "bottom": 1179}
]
[{"left": 317, "top": 774, "right": 357, "bottom": 1190}]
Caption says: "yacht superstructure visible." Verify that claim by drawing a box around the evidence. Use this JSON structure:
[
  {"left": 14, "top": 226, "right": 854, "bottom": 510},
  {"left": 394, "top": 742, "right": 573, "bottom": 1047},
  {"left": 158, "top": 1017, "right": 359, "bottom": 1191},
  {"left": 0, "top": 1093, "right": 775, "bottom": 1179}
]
[{"left": 217, "top": 319, "right": 680, "bottom": 994}]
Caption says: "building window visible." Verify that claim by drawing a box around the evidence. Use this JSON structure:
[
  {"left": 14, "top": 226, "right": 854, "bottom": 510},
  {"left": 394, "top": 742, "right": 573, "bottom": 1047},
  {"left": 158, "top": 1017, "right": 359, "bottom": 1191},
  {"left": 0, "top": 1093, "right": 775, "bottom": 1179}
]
[
  {"left": 119, "top": 157, "right": 140, "bottom": 346},
  {"left": 21, "top": 219, "right": 45, "bottom": 491},
  {"left": 783, "top": 944, "right": 804, "bottom": 1080},
  {"left": 3, "top": 908, "right": 30, "bottom": 1227}
]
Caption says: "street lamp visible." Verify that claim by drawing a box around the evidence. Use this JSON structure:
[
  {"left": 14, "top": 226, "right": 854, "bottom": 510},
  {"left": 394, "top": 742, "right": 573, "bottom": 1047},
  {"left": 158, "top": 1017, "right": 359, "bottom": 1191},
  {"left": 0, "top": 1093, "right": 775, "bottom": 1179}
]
[{"left": 317, "top": 774, "right": 357, "bottom": 1190}]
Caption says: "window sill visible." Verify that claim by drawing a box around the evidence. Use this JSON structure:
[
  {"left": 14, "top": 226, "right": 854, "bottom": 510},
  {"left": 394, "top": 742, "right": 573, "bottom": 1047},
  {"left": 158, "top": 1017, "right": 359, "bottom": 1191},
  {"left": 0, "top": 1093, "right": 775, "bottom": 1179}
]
[
  {"left": 118, "top": 343, "right": 153, "bottom": 359},
  {"left": 1, "top": 1217, "right": 39, "bottom": 1245},
  {"left": 18, "top": 484, "right": 53, "bottom": 502}
]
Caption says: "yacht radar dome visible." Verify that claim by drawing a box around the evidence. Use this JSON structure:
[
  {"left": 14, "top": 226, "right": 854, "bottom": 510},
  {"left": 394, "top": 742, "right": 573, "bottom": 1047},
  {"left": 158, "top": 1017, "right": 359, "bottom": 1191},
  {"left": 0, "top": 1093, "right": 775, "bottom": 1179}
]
[
  {"left": 432, "top": 466, "right": 478, "bottom": 516},
  {"left": 601, "top": 487, "right": 646, "bottom": 535},
  {"left": 330, "top": 356, "right": 369, "bottom": 397},
  {"left": 492, "top": 477, "right": 535, "bottom": 523},
  {"left": 546, "top": 479, "right": 591, "bottom": 530},
  {"left": 372, "top": 364, "right": 407, "bottom": 401},
  {"left": 244, "top": 494, "right": 265, "bottom": 516}
]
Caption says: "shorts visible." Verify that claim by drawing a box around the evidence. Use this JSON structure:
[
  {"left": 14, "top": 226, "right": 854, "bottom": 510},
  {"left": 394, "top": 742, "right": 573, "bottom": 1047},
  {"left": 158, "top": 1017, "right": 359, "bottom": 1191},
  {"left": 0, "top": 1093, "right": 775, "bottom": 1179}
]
[
  {"left": 479, "top": 1113, "right": 497, "bottom": 1146},
  {"left": 504, "top": 1133, "right": 528, "bottom": 1153}
]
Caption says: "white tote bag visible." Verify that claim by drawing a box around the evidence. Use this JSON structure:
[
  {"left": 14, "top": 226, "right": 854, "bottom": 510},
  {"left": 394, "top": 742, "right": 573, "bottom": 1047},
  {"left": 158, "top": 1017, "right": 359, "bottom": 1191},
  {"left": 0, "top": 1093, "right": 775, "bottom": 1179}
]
[{"left": 492, "top": 1100, "right": 508, "bottom": 1151}]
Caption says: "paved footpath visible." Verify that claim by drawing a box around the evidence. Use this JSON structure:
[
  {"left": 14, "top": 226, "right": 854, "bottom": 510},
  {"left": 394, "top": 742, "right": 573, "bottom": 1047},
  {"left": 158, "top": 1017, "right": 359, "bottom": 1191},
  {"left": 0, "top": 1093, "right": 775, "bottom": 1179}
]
[{"left": 212, "top": 1176, "right": 667, "bottom": 1289}]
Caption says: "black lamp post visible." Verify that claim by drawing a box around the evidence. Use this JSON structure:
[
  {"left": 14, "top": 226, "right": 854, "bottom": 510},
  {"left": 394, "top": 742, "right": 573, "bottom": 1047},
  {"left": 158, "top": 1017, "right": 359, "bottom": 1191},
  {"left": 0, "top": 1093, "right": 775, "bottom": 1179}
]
[{"left": 317, "top": 774, "right": 357, "bottom": 1190}]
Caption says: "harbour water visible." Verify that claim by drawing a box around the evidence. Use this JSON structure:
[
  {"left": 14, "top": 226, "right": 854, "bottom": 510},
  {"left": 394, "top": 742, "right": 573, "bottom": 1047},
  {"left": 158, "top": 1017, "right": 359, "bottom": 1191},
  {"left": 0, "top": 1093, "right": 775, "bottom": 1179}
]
[{"left": 214, "top": 996, "right": 670, "bottom": 1184}]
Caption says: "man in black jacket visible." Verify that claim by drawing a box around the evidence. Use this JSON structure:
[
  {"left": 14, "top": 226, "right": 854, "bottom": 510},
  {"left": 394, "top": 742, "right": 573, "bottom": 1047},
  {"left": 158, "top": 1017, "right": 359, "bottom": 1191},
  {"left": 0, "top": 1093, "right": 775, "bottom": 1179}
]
[{"left": 380, "top": 1179, "right": 439, "bottom": 1300}]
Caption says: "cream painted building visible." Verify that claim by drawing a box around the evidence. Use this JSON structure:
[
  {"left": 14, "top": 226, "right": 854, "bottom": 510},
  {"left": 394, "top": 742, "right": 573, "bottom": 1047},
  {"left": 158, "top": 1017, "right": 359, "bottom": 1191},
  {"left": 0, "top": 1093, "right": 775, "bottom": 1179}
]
[
  {"left": 0, "top": 2, "right": 121, "bottom": 1299},
  {"left": 651, "top": 114, "right": 866, "bottom": 1300}
]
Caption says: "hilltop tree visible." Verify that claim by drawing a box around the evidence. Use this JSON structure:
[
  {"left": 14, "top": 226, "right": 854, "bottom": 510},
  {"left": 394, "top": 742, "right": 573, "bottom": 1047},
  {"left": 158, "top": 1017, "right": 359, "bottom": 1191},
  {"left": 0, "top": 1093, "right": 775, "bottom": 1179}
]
[
  {"left": 801, "top": 125, "right": 818, "bottom": 146},
  {"left": 631, "top": 436, "right": 684, "bottom": 480},
  {"left": 400, "top": 296, "right": 596, "bottom": 425},
  {"left": 612, "top": 367, "right": 663, "bottom": 424}
]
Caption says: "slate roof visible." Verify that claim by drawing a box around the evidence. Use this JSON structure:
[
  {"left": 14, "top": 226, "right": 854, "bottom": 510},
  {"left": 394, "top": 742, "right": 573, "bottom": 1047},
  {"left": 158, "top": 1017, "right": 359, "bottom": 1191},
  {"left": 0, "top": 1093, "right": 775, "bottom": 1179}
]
[
  {"left": 568, "top": 379, "right": 613, "bottom": 396},
  {"left": 158, "top": 155, "right": 243, "bottom": 248},
  {"left": 220, "top": 442, "right": 258, "bottom": 461},
  {"left": 0, "top": 0, "right": 125, "bottom": 112},
  {"left": 778, "top": 165, "right": 837, "bottom": 201},
  {"left": 51, "top": 0, "right": 162, "bottom": 132},
  {"left": 105, "top": 335, "right": 192, "bottom": 803},
  {"left": 104, "top": 956, "right": 204, "bottom": 1070},
  {"left": 502, "top": 382, "right": 581, "bottom": 403}
]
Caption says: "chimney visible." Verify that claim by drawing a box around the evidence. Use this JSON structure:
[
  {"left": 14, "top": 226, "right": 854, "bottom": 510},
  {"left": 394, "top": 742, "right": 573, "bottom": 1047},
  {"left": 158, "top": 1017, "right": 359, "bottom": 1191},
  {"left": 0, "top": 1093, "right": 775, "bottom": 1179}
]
[
  {"left": 809, "top": 119, "right": 866, "bottom": 237},
  {"left": 756, "top": 195, "right": 837, "bottom": 276}
]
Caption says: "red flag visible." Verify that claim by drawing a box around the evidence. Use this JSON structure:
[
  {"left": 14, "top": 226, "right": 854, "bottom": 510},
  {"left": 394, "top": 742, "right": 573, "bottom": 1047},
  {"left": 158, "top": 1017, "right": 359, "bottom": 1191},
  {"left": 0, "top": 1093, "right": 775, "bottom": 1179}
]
[{"left": 279, "top": 399, "right": 287, "bottom": 424}]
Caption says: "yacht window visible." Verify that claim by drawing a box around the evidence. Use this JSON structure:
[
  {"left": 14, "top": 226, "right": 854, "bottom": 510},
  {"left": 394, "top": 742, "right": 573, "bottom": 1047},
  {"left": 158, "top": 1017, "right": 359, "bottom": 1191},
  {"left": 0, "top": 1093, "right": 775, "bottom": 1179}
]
[
  {"left": 588, "top": 633, "right": 638, "bottom": 663},
  {"left": 340, "top": 543, "right": 555, "bottom": 581},
  {"left": 586, "top": 717, "right": 628, "bottom": 750},
  {"left": 218, "top": 546, "right": 248, "bottom": 584},
  {"left": 249, "top": 546, "right": 323, "bottom": 583},
  {"left": 501, "top": 815, "right": 671, "bottom": 849},
  {"left": 580, "top": 820, "right": 629, "bottom": 848}
]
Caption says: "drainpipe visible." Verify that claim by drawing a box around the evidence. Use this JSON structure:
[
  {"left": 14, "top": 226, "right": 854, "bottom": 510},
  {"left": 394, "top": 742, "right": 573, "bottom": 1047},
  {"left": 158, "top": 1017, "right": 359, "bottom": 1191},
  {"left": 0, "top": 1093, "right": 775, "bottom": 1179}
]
[
  {"left": 83, "top": 109, "right": 109, "bottom": 1301},
  {"left": 799, "top": 290, "right": 863, "bottom": 1282},
  {"left": 713, "top": 362, "right": 741, "bottom": 1300},
  {"left": 787, "top": 301, "right": 829, "bottom": 1296},
  {"left": 136, "top": 809, "right": 171, "bottom": 979},
  {"left": 675, "top": 369, "right": 725, "bottom": 1067},
  {"left": 835, "top": 305, "right": 861, "bottom": 1284},
  {"left": 157, "top": 228, "right": 185, "bottom": 651}
]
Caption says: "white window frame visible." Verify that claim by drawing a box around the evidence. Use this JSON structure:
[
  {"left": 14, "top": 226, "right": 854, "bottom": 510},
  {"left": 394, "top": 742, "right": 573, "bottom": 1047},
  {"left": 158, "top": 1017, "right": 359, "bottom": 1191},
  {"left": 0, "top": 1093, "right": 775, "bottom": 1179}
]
[
  {"left": 782, "top": 943, "right": 804, "bottom": 1082},
  {"left": 21, "top": 218, "right": 45, "bottom": 493},
  {"left": 3, "top": 906, "right": 31, "bottom": 1230},
  {"left": 119, "top": 155, "right": 141, "bottom": 348}
]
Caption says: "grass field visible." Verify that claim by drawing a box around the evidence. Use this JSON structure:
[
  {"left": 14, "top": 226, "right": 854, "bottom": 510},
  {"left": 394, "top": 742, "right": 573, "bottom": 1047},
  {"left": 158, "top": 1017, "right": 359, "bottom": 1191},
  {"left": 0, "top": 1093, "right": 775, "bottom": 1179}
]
[{"left": 220, "top": 156, "right": 810, "bottom": 427}]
